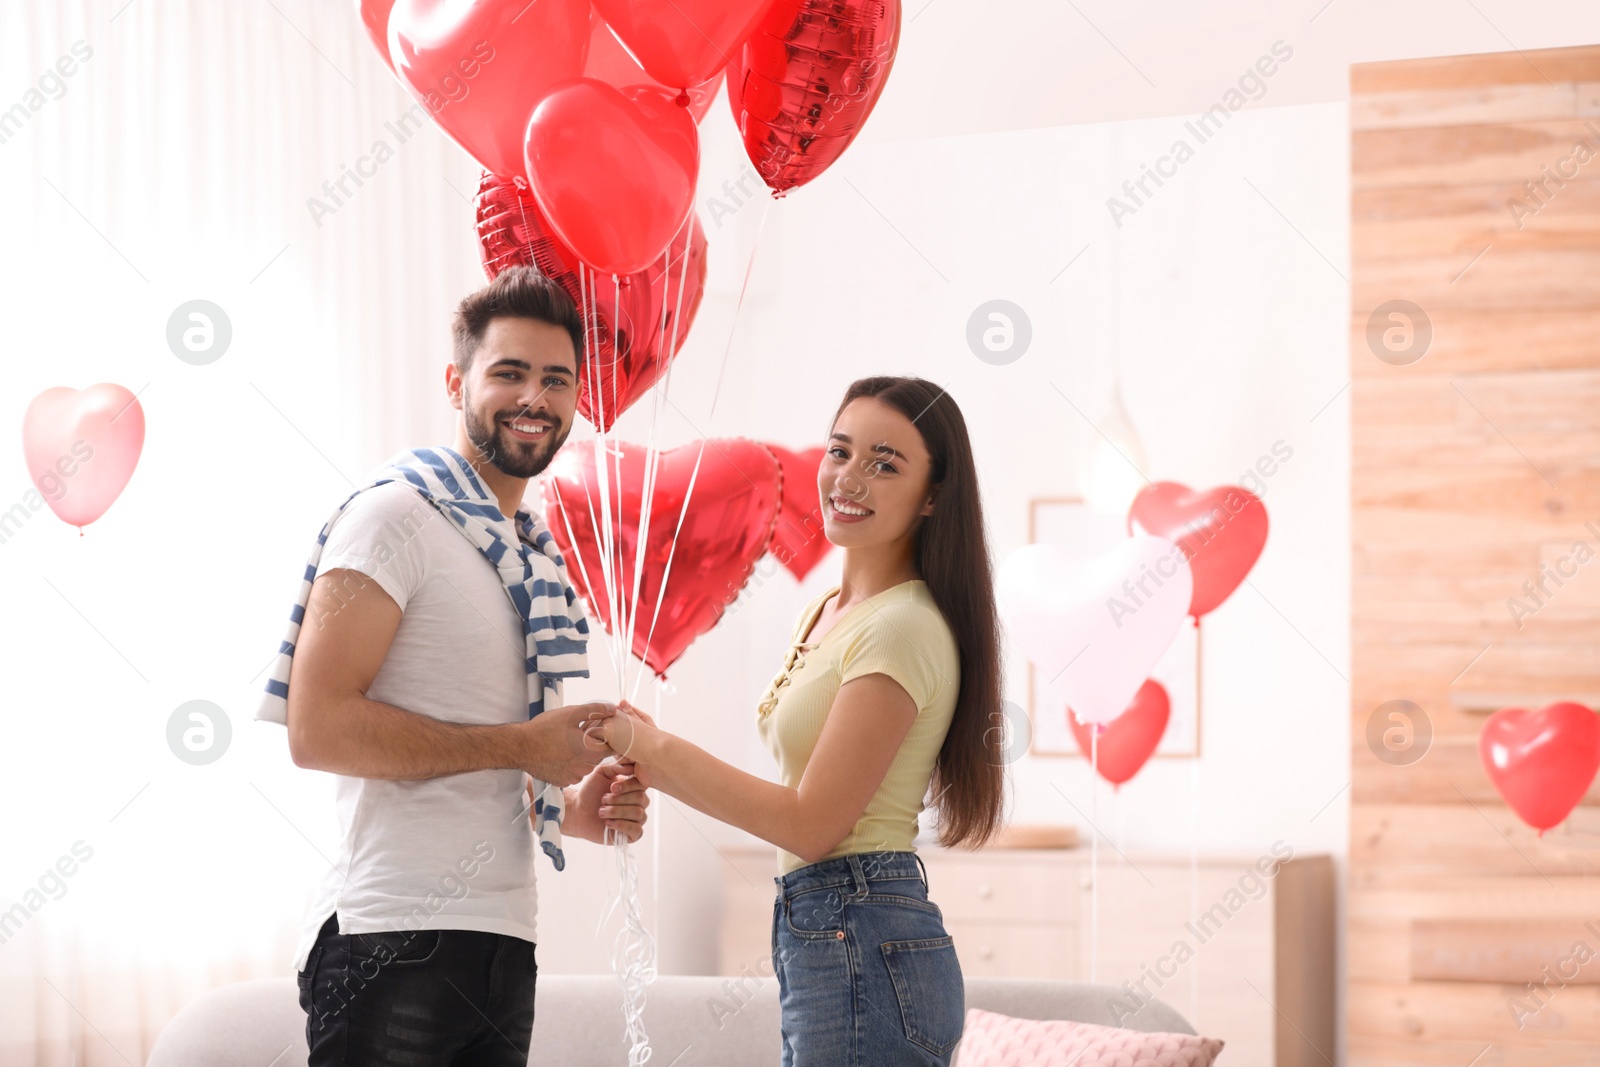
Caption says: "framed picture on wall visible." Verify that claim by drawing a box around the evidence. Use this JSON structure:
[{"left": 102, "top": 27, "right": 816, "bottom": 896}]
[{"left": 1025, "top": 496, "right": 1202, "bottom": 759}]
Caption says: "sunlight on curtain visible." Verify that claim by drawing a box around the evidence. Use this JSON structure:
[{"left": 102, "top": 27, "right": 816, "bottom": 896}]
[{"left": 0, "top": 2, "right": 485, "bottom": 1062}]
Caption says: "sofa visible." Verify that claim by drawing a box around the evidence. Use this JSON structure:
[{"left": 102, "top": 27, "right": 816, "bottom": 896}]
[{"left": 147, "top": 973, "right": 1196, "bottom": 1065}]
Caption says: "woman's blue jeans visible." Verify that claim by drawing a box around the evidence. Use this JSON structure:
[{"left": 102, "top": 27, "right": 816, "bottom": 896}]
[{"left": 771, "top": 850, "right": 965, "bottom": 1066}]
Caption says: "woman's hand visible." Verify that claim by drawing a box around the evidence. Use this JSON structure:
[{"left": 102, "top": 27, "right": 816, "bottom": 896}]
[
  {"left": 548, "top": 761, "right": 651, "bottom": 844},
  {"left": 589, "top": 700, "right": 663, "bottom": 788}
]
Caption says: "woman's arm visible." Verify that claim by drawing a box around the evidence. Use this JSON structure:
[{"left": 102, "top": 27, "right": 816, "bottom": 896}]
[{"left": 601, "top": 674, "right": 919, "bottom": 863}]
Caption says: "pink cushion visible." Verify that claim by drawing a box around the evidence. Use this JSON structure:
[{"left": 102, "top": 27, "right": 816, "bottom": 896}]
[{"left": 955, "top": 1007, "right": 1224, "bottom": 1067}]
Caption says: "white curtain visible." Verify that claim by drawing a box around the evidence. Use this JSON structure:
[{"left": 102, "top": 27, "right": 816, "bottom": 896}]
[{"left": 0, "top": 2, "right": 492, "bottom": 1061}]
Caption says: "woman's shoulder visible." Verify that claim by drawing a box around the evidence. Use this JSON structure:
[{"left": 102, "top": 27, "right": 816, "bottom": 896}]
[{"left": 860, "top": 581, "right": 956, "bottom": 648}]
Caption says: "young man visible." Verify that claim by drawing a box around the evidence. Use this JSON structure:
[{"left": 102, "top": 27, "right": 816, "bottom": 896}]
[{"left": 255, "top": 267, "right": 645, "bottom": 1065}]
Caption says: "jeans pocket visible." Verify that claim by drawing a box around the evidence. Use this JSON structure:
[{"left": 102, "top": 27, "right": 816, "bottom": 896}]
[
  {"left": 784, "top": 886, "right": 847, "bottom": 939},
  {"left": 881, "top": 935, "right": 965, "bottom": 1056},
  {"left": 349, "top": 929, "right": 441, "bottom": 966}
]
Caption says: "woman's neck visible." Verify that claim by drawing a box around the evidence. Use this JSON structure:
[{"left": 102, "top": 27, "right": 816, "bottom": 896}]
[{"left": 836, "top": 544, "right": 920, "bottom": 608}]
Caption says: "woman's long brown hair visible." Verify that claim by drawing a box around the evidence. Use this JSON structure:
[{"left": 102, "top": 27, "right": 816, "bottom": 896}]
[{"left": 832, "top": 376, "right": 1005, "bottom": 849}]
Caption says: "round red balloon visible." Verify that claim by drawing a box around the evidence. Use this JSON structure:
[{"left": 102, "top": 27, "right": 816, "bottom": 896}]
[
  {"left": 1069, "top": 679, "right": 1170, "bottom": 787},
  {"left": 1128, "top": 481, "right": 1267, "bottom": 619},
  {"left": 1480, "top": 702, "right": 1600, "bottom": 832},
  {"left": 389, "top": 0, "right": 589, "bottom": 179},
  {"left": 524, "top": 78, "right": 699, "bottom": 276},
  {"left": 728, "top": 0, "right": 901, "bottom": 196},
  {"left": 542, "top": 438, "right": 782, "bottom": 677},
  {"left": 475, "top": 170, "right": 708, "bottom": 432}
]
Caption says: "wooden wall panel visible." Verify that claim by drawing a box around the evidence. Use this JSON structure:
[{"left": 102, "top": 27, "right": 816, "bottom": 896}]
[{"left": 1350, "top": 43, "right": 1600, "bottom": 1066}]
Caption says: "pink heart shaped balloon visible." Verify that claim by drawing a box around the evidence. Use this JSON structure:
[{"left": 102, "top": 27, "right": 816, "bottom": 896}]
[
  {"left": 23, "top": 384, "right": 145, "bottom": 531},
  {"left": 997, "top": 537, "right": 1192, "bottom": 725}
]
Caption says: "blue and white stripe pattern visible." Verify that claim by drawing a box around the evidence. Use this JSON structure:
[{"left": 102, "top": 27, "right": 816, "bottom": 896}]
[{"left": 256, "top": 445, "right": 590, "bottom": 870}]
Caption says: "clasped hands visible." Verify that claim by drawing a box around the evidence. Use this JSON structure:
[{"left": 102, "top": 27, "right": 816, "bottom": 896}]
[{"left": 520, "top": 699, "right": 662, "bottom": 845}]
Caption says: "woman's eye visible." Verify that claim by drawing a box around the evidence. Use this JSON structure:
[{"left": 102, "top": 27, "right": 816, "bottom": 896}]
[{"left": 827, "top": 446, "right": 848, "bottom": 459}]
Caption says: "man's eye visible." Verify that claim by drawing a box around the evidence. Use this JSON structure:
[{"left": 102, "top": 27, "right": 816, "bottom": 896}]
[
  {"left": 498, "top": 371, "right": 518, "bottom": 380},
  {"left": 545, "top": 376, "right": 568, "bottom": 388}
]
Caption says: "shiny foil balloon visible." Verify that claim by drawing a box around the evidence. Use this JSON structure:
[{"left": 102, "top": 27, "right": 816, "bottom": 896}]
[
  {"left": 475, "top": 170, "right": 708, "bottom": 432},
  {"left": 727, "top": 0, "right": 902, "bottom": 196},
  {"left": 541, "top": 439, "right": 783, "bottom": 677},
  {"left": 765, "top": 444, "right": 833, "bottom": 580},
  {"left": 593, "top": 0, "right": 780, "bottom": 90}
]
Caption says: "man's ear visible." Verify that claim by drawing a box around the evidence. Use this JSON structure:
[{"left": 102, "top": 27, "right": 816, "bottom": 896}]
[{"left": 445, "top": 362, "right": 464, "bottom": 410}]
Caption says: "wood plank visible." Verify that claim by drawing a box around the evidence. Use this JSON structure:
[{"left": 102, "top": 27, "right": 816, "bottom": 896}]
[
  {"left": 1351, "top": 803, "right": 1600, "bottom": 877},
  {"left": 1349, "top": 309, "right": 1600, "bottom": 377},
  {"left": 1353, "top": 120, "right": 1600, "bottom": 190},
  {"left": 1351, "top": 47, "right": 1600, "bottom": 96},
  {"left": 1411, "top": 918, "right": 1600, "bottom": 984},
  {"left": 1352, "top": 737, "right": 1600, "bottom": 807},
  {"left": 1353, "top": 181, "right": 1600, "bottom": 259},
  {"left": 1353, "top": 249, "right": 1600, "bottom": 310},
  {"left": 1347, "top": 979, "right": 1600, "bottom": 1043},
  {"left": 1350, "top": 83, "right": 1585, "bottom": 131}
]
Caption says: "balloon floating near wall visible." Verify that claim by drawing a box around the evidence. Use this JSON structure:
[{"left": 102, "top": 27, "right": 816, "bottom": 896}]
[
  {"left": 1480, "top": 701, "right": 1600, "bottom": 834},
  {"left": 997, "top": 537, "right": 1192, "bottom": 726},
  {"left": 1070, "top": 679, "right": 1170, "bottom": 787},
  {"left": 1128, "top": 481, "right": 1268, "bottom": 620},
  {"left": 765, "top": 445, "right": 832, "bottom": 581},
  {"left": 23, "top": 384, "right": 145, "bottom": 533}
]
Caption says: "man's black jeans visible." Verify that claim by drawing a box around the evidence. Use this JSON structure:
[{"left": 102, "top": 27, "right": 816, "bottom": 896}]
[{"left": 297, "top": 912, "right": 538, "bottom": 1066}]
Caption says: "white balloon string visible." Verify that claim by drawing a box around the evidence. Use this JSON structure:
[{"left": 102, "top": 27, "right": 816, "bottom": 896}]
[
  {"left": 599, "top": 819, "right": 657, "bottom": 1067},
  {"left": 629, "top": 438, "right": 707, "bottom": 707},
  {"left": 708, "top": 198, "right": 772, "bottom": 421},
  {"left": 1090, "top": 726, "right": 1099, "bottom": 985}
]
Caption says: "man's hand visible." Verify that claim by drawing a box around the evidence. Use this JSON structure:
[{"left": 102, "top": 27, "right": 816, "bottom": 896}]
[
  {"left": 548, "top": 760, "right": 651, "bottom": 843},
  {"left": 518, "top": 702, "right": 615, "bottom": 787}
]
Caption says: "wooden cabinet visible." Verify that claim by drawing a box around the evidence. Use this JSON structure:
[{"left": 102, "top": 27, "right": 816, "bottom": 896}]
[{"left": 718, "top": 846, "right": 1333, "bottom": 1067}]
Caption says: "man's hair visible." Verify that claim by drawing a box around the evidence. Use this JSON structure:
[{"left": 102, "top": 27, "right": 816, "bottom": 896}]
[{"left": 451, "top": 266, "right": 585, "bottom": 374}]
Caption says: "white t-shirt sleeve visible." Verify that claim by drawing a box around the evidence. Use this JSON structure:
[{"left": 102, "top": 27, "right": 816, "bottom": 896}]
[{"left": 315, "top": 482, "right": 437, "bottom": 612}]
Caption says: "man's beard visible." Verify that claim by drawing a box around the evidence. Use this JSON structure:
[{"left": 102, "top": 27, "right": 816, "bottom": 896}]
[{"left": 463, "top": 392, "right": 570, "bottom": 479}]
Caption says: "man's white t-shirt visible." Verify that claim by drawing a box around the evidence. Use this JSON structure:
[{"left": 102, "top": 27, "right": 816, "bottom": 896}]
[{"left": 288, "top": 480, "right": 563, "bottom": 973}]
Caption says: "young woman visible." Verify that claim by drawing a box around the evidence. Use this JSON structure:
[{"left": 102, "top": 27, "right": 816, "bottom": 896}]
[{"left": 596, "top": 375, "right": 1006, "bottom": 1067}]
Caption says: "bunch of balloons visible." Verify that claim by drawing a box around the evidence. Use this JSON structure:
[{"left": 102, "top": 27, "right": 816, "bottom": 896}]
[
  {"left": 361, "top": 0, "right": 901, "bottom": 430},
  {"left": 997, "top": 481, "right": 1269, "bottom": 786}
]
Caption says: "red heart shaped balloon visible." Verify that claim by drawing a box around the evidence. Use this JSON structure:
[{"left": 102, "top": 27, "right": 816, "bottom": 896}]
[
  {"left": 23, "top": 384, "right": 145, "bottom": 531},
  {"left": 475, "top": 170, "right": 708, "bottom": 432},
  {"left": 541, "top": 438, "right": 782, "bottom": 677},
  {"left": 593, "top": 0, "right": 779, "bottom": 89},
  {"left": 1069, "top": 679, "right": 1170, "bottom": 787},
  {"left": 728, "top": 0, "right": 902, "bottom": 196},
  {"left": 524, "top": 79, "right": 699, "bottom": 276},
  {"left": 1480, "top": 702, "right": 1600, "bottom": 832},
  {"left": 1128, "top": 481, "right": 1267, "bottom": 619},
  {"left": 389, "top": 0, "right": 589, "bottom": 179},
  {"left": 765, "top": 445, "right": 833, "bottom": 581}
]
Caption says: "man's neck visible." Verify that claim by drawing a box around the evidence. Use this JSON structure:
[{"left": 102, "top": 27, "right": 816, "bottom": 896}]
[{"left": 454, "top": 433, "right": 527, "bottom": 521}]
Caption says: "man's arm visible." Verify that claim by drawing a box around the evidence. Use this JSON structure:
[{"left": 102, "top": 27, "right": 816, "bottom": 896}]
[{"left": 286, "top": 567, "right": 610, "bottom": 784}]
